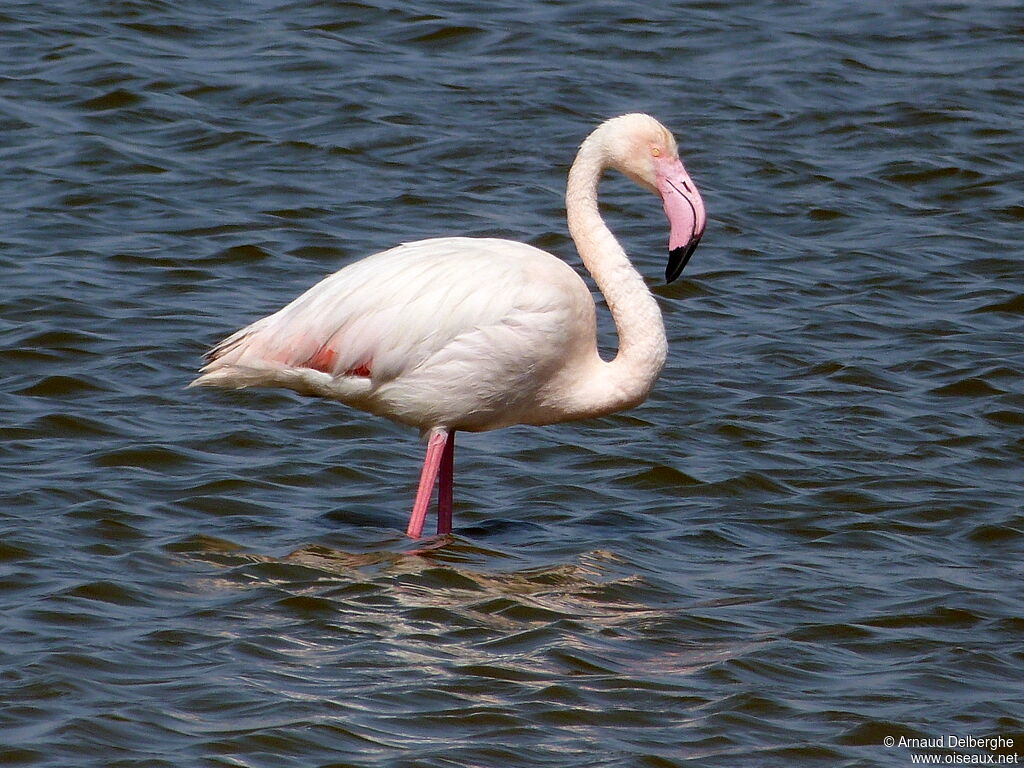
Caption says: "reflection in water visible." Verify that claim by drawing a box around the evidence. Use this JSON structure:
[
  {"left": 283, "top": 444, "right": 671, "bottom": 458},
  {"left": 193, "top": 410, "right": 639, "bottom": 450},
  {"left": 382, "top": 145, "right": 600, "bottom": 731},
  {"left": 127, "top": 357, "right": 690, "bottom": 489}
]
[{"left": 177, "top": 535, "right": 758, "bottom": 735}]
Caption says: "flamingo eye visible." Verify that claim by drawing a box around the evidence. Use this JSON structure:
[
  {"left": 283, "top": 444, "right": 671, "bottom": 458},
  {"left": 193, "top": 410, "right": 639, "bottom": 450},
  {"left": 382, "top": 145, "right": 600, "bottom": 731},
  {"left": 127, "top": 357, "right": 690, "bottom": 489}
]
[{"left": 651, "top": 146, "right": 662, "bottom": 157}]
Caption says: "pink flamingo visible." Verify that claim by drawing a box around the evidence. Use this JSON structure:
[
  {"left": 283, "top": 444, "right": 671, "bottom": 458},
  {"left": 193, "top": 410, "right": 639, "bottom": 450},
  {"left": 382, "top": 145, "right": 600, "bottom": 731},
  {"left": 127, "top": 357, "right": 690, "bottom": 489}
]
[{"left": 190, "top": 114, "right": 706, "bottom": 538}]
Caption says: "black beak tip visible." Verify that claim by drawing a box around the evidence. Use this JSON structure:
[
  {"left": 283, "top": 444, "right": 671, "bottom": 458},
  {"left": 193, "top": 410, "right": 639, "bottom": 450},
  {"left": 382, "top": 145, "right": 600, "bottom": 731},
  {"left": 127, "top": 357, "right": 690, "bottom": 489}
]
[{"left": 665, "top": 237, "right": 702, "bottom": 283}]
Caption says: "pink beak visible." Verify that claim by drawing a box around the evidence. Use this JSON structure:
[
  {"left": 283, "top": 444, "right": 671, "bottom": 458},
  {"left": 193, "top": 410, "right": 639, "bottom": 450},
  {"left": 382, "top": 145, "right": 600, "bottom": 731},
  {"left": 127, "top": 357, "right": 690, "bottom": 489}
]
[{"left": 655, "top": 156, "right": 707, "bottom": 282}]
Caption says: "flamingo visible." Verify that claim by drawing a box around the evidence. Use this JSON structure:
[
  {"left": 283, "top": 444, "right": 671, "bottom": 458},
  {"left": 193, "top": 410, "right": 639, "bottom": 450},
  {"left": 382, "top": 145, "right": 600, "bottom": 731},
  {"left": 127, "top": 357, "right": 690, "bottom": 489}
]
[{"left": 190, "top": 113, "right": 706, "bottom": 539}]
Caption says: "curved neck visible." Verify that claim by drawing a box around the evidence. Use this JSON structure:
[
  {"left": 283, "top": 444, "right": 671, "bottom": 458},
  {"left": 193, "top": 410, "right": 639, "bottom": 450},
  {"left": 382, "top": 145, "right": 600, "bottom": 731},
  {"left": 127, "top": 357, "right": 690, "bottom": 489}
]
[{"left": 564, "top": 140, "right": 668, "bottom": 413}]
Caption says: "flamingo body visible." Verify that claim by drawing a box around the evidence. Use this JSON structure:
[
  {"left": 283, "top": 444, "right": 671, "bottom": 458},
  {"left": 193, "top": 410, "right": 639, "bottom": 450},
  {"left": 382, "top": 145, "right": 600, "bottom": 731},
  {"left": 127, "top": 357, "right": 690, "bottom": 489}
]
[
  {"left": 198, "top": 237, "right": 598, "bottom": 432},
  {"left": 192, "top": 114, "right": 707, "bottom": 538}
]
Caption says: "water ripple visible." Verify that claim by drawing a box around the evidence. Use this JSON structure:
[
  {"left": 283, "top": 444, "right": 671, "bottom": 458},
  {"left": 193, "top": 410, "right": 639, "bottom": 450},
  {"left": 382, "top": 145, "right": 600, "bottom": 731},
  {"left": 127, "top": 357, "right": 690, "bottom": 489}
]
[{"left": 1, "top": 0, "right": 1022, "bottom": 766}]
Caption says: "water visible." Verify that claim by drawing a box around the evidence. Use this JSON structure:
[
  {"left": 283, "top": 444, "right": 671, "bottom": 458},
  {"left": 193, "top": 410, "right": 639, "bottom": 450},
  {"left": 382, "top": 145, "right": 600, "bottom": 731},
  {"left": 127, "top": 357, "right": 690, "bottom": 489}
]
[{"left": 1, "top": 1, "right": 1022, "bottom": 766}]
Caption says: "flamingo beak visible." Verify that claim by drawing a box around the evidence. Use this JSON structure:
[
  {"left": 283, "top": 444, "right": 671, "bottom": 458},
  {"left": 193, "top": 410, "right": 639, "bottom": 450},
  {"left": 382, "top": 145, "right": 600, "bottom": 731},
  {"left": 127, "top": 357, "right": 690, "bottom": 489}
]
[{"left": 656, "top": 156, "right": 706, "bottom": 282}]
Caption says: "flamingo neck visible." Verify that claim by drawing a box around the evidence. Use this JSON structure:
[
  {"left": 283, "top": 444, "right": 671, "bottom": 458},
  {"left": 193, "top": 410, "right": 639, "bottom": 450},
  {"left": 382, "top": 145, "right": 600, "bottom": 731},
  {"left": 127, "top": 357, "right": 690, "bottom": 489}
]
[{"left": 565, "top": 140, "right": 668, "bottom": 414}]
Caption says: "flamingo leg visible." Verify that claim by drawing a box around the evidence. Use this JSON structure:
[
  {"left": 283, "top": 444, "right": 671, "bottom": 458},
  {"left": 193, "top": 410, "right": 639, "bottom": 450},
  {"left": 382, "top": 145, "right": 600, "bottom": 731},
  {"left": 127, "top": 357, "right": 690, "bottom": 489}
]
[
  {"left": 406, "top": 428, "right": 448, "bottom": 539},
  {"left": 436, "top": 430, "right": 455, "bottom": 535}
]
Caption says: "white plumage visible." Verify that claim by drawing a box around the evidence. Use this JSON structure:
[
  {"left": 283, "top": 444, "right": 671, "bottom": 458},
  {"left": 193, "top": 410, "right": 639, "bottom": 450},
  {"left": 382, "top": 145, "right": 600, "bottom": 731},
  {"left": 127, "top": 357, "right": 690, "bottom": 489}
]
[{"left": 192, "top": 114, "right": 706, "bottom": 538}]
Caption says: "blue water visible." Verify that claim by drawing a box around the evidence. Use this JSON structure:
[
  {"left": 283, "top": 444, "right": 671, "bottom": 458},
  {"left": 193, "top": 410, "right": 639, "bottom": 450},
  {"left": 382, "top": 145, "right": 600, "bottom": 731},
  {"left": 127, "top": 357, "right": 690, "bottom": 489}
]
[{"left": 1, "top": 1, "right": 1021, "bottom": 766}]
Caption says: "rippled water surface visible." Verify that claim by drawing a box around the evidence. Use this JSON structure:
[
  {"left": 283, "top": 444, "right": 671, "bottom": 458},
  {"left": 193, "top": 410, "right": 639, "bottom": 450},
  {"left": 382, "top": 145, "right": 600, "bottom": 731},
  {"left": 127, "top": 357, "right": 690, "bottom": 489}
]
[{"left": 2, "top": 1, "right": 1022, "bottom": 766}]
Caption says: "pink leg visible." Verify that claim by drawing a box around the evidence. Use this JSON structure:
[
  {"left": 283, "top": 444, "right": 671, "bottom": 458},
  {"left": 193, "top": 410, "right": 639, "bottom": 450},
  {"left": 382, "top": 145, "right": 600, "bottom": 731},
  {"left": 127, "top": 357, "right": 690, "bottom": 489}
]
[
  {"left": 406, "top": 429, "right": 448, "bottom": 539},
  {"left": 436, "top": 430, "right": 455, "bottom": 535}
]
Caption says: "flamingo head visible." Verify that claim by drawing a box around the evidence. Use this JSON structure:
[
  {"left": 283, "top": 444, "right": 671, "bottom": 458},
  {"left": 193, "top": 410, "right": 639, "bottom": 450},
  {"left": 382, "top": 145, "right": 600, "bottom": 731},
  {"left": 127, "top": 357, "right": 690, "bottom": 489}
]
[{"left": 595, "top": 114, "right": 707, "bottom": 282}]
